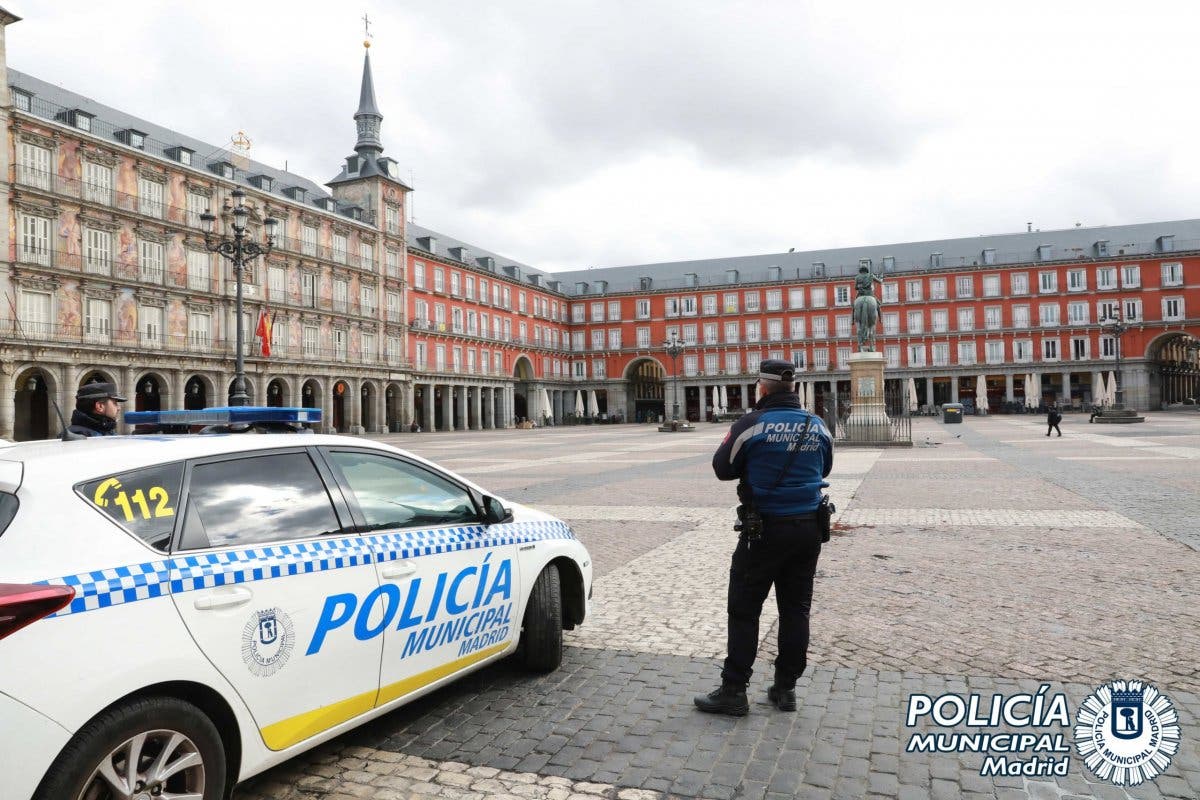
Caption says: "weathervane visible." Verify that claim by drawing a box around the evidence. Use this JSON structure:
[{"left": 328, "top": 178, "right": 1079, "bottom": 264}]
[{"left": 363, "top": 12, "right": 373, "bottom": 48}]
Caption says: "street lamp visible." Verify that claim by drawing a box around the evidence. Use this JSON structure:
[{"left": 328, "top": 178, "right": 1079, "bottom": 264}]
[
  {"left": 201, "top": 187, "right": 276, "bottom": 406},
  {"left": 663, "top": 333, "right": 685, "bottom": 422},
  {"left": 1099, "top": 311, "right": 1131, "bottom": 409}
]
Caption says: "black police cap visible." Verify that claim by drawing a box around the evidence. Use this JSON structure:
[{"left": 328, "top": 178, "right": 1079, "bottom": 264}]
[
  {"left": 758, "top": 359, "right": 796, "bottom": 383},
  {"left": 76, "top": 381, "right": 127, "bottom": 403}
]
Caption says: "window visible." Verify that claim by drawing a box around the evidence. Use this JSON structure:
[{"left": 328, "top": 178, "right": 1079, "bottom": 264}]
[
  {"left": 20, "top": 290, "right": 52, "bottom": 336},
  {"left": 834, "top": 286, "right": 851, "bottom": 306},
  {"left": 333, "top": 280, "right": 348, "bottom": 313},
  {"left": 1162, "top": 297, "right": 1184, "bottom": 321},
  {"left": 387, "top": 336, "right": 401, "bottom": 364},
  {"left": 303, "top": 324, "right": 318, "bottom": 357},
  {"left": 811, "top": 316, "right": 827, "bottom": 339},
  {"left": 136, "top": 304, "right": 163, "bottom": 347},
  {"left": 664, "top": 297, "right": 680, "bottom": 318},
  {"left": 1071, "top": 337, "right": 1089, "bottom": 361},
  {"left": 139, "top": 240, "right": 164, "bottom": 283},
  {"left": 83, "top": 161, "right": 112, "bottom": 204},
  {"left": 906, "top": 310, "right": 923, "bottom": 334},
  {"left": 635, "top": 299, "right": 650, "bottom": 319},
  {"left": 932, "top": 343, "right": 949, "bottom": 367},
  {"left": 1161, "top": 262, "right": 1183, "bottom": 286},
  {"left": 414, "top": 342, "right": 427, "bottom": 369},
  {"left": 591, "top": 330, "right": 604, "bottom": 351},
  {"left": 466, "top": 349, "right": 476, "bottom": 373},
  {"left": 955, "top": 276, "right": 973, "bottom": 298},
  {"left": 361, "top": 333, "right": 376, "bottom": 362},
  {"left": 1097, "top": 300, "right": 1118, "bottom": 324},
  {"left": 765, "top": 289, "right": 783, "bottom": 311},
  {"left": 18, "top": 213, "right": 51, "bottom": 265},
  {"left": 982, "top": 275, "right": 1000, "bottom": 297},
  {"left": 17, "top": 142, "right": 51, "bottom": 189},
  {"left": 608, "top": 329, "right": 622, "bottom": 349},
  {"left": 1039, "top": 303, "right": 1060, "bottom": 326},
  {"left": 435, "top": 344, "right": 447, "bottom": 371},
  {"left": 812, "top": 349, "right": 828, "bottom": 370},
  {"left": 723, "top": 293, "right": 739, "bottom": 313},
  {"left": 516, "top": 290, "right": 525, "bottom": 312},
  {"left": 885, "top": 345, "right": 900, "bottom": 369},
  {"left": 724, "top": 321, "right": 739, "bottom": 343},
  {"left": 704, "top": 353, "right": 719, "bottom": 375},
  {"left": 957, "top": 342, "right": 975, "bottom": 365},
  {"left": 957, "top": 308, "right": 974, "bottom": 331},
  {"left": 502, "top": 287, "right": 511, "bottom": 309},
  {"left": 767, "top": 319, "right": 783, "bottom": 341},
  {"left": 836, "top": 347, "right": 851, "bottom": 367},
  {"left": 1010, "top": 272, "right": 1029, "bottom": 295},
  {"left": 1067, "top": 301, "right": 1088, "bottom": 325},
  {"left": 725, "top": 352, "right": 740, "bottom": 374},
  {"left": 11, "top": 89, "right": 30, "bottom": 112},
  {"left": 608, "top": 300, "right": 621, "bottom": 321},
  {"left": 932, "top": 309, "right": 948, "bottom": 333},
  {"left": 681, "top": 296, "right": 697, "bottom": 316},
  {"left": 930, "top": 279, "right": 947, "bottom": 300},
  {"left": 703, "top": 294, "right": 718, "bottom": 315},
  {"left": 79, "top": 462, "right": 185, "bottom": 550},
  {"left": 334, "top": 330, "right": 348, "bottom": 360},
  {"left": 684, "top": 355, "right": 698, "bottom": 376},
  {"left": 789, "top": 317, "right": 806, "bottom": 340},
  {"left": 1123, "top": 299, "right": 1141, "bottom": 322},
  {"left": 432, "top": 268, "right": 444, "bottom": 294},
  {"left": 593, "top": 360, "right": 607, "bottom": 379},
  {"left": 702, "top": 322, "right": 717, "bottom": 344},
  {"left": 907, "top": 344, "right": 925, "bottom": 367},
  {"left": 385, "top": 205, "right": 401, "bottom": 235},
  {"left": 636, "top": 327, "right": 650, "bottom": 348},
  {"left": 138, "top": 177, "right": 164, "bottom": 218},
  {"left": 682, "top": 324, "right": 697, "bottom": 345},
  {"left": 905, "top": 280, "right": 923, "bottom": 302},
  {"left": 186, "top": 192, "right": 209, "bottom": 228},
  {"left": 591, "top": 302, "right": 605, "bottom": 322},
  {"left": 880, "top": 313, "right": 898, "bottom": 335},
  {"left": 332, "top": 233, "right": 349, "bottom": 264},
  {"left": 464, "top": 275, "right": 475, "bottom": 300},
  {"left": 1014, "top": 340, "right": 1033, "bottom": 363},
  {"left": 360, "top": 286, "right": 376, "bottom": 316},
  {"left": 984, "top": 306, "right": 1001, "bottom": 330},
  {"left": 744, "top": 292, "right": 760, "bottom": 313},
  {"left": 1096, "top": 267, "right": 1116, "bottom": 290},
  {"left": 451, "top": 347, "right": 462, "bottom": 371},
  {"left": 743, "top": 320, "right": 760, "bottom": 342},
  {"left": 1042, "top": 338, "right": 1059, "bottom": 361},
  {"left": 985, "top": 340, "right": 1004, "bottom": 364},
  {"left": 301, "top": 272, "right": 317, "bottom": 307},
  {"left": 189, "top": 311, "right": 210, "bottom": 348},
  {"left": 1039, "top": 271, "right": 1058, "bottom": 293},
  {"left": 181, "top": 453, "right": 340, "bottom": 549},
  {"left": 809, "top": 287, "right": 827, "bottom": 308},
  {"left": 1067, "top": 269, "right": 1086, "bottom": 292},
  {"left": 272, "top": 319, "right": 288, "bottom": 355},
  {"left": 1121, "top": 265, "right": 1141, "bottom": 288},
  {"left": 269, "top": 267, "right": 286, "bottom": 303},
  {"left": 360, "top": 243, "right": 374, "bottom": 271},
  {"left": 302, "top": 225, "right": 318, "bottom": 256},
  {"left": 466, "top": 310, "right": 477, "bottom": 335},
  {"left": 85, "top": 228, "right": 112, "bottom": 274},
  {"left": 1100, "top": 336, "right": 1116, "bottom": 358},
  {"left": 788, "top": 287, "right": 805, "bottom": 309},
  {"left": 1012, "top": 305, "right": 1030, "bottom": 328}
]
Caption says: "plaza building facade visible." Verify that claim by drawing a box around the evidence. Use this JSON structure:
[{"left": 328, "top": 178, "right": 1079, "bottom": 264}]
[{"left": 0, "top": 11, "right": 1195, "bottom": 440}]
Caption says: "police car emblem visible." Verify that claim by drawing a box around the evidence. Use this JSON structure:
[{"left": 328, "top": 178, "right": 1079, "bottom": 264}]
[
  {"left": 1073, "top": 679, "right": 1180, "bottom": 786},
  {"left": 241, "top": 608, "right": 295, "bottom": 677}
]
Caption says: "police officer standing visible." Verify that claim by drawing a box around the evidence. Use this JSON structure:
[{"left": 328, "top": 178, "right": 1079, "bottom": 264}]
[
  {"left": 65, "top": 381, "right": 126, "bottom": 437},
  {"left": 695, "top": 359, "right": 834, "bottom": 715}
]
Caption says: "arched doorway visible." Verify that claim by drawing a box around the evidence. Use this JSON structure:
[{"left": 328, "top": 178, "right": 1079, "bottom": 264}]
[
  {"left": 301, "top": 379, "right": 321, "bottom": 414},
  {"left": 135, "top": 374, "right": 164, "bottom": 412},
  {"left": 184, "top": 376, "right": 208, "bottom": 410},
  {"left": 332, "top": 380, "right": 348, "bottom": 431},
  {"left": 227, "top": 377, "right": 254, "bottom": 407},
  {"left": 513, "top": 357, "right": 533, "bottom": 423},
  {"left": 13, "top": 368, "right": 52, "bottom": 441},
  {"left": 266, "top": 378, "right": 289, "bottom": 407},
  {"left": 385, "top": 383, "right": 402, "bottom": 432},
  {"left": 1150, "top": 333, "right": 1200, "bottom": 406},
  {"left": 626, "top": 358, "right": 665, "bottom": 423},
  {"left": 360, "top": 381, "right": 375, "bottom": 432}
]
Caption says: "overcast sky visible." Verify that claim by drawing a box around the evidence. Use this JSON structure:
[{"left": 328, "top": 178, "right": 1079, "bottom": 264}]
[{"left": 8, "top": 2, "right": 1198, "bottom": 271}]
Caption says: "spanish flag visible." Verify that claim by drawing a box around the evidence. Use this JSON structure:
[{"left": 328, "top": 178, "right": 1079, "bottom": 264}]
[{"left": 256, "top": 309, "right": 273, "bottom": 357}]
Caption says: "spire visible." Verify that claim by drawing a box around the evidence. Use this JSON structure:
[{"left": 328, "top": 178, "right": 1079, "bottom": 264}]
[{"left": 354, "top": 47, "right": 383, "bottom": 153}]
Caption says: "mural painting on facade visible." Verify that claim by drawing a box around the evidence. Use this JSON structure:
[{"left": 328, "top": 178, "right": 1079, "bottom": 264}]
[
  {"left": 58, "top": 283, "right": 81, "bottom": 336},
  {"left": 167, "top": 235, "right": 186, "bottom": 286},
  {"left": 167, "top": 300, "right": 187, "bottom": 346},
  {"left": 349, "top": 328, "right": 361, "bottom": 360},
  {"left": 288, "top": 316, "right": 301, "bottom": 349},
  {"left": 116, "top": 158, "right": 137, "bottom": 199},
  {"left": 117, "top": 225, "right": 137, "bottom": 279},
  {"left": 320, "top": 272, "right": 332, "bottom": 304},
  {"left": 287, "top": 264, "right": 300, "bottom": 301},
  {"left": 167, "top": 176, "right": 185, "bottom": 224},
  {"left": 57, "top": 138, "right": 80, "bottom": 182},
  {"left": 58, "top": 212, "right": 81, "bottom": 260},
  {"left": 116, "top": 292, "right": 137, "bottom": 344},
  {"left": 6, "top": 211, "right": 15, "bottom": 263}
]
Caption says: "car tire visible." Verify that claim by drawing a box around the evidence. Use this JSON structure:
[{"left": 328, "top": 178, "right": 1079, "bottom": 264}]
[
  {"left": 520, "top": 562, "right": 563, "bottom": 672},
  {"left": 33, "top": 695, "right": 226, "bottom": 800}
]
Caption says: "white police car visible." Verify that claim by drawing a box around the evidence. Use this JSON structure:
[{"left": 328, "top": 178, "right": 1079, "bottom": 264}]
[{"left": 0, "top": 408, "right": 591, "bottom": 800}]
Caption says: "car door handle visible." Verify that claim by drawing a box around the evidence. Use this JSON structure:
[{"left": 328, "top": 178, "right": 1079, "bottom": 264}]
[
  {"left": 193, "top": 587, "right": 253, "bottom": 611},
  {"left": 381, "top": 561, "right": 418, "bottom": 580}
]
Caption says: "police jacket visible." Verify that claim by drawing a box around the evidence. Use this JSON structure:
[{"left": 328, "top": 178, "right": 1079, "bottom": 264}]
[
  {"left": 65, "top": 408, "right": 117, "bottom": 437},
  {"left": 712, "top": 390, "right": 834, "bottom": 516}
]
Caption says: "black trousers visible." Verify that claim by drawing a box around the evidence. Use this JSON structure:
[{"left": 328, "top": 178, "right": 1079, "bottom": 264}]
[
  {"left": 722, "top": 519, "right": 823, "bottom": 687},
  {"left": 1047, "top": 422, "right": 1062, "bottom": 436}
]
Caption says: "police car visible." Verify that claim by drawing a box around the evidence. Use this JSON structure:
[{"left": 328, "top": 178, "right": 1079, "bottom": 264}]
[{"left": 0, "top": 408, "right": 591, "bottom": 800}]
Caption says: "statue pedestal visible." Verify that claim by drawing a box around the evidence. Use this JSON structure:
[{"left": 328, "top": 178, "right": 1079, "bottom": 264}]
[{"left": 844, "top": 352, "right": 892, "bottom": 444}]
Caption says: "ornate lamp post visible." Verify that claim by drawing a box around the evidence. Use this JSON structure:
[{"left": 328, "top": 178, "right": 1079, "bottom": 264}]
[
  {"left": 663, "top": 333, "right": 685, "bottom": 422},
  {"left": 1099, "top": 310, "right": 1131, "bottom": 409},
  {"left": 200, "top": 188, "right": 276, "bottom": 406}
]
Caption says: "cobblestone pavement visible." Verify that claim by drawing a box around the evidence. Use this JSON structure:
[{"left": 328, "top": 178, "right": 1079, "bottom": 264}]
[{"left": 236, "top": 415, "right": 1200, "bottom": 800}]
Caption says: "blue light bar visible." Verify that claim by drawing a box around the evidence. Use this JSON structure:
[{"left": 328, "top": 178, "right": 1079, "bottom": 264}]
[{"left": 124, "top": 406, "right": 323, "bottom": 426}]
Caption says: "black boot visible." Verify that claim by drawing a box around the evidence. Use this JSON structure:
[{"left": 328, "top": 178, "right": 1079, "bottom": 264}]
[
  {"left": 694, "top": 682, "right": 749, "bottom": 716},
  {"left": 768, "top": 669, "right": 796, "bottom": 712}
]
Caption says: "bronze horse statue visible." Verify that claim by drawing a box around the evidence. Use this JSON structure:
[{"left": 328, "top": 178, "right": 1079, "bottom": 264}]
[{"left": 852, "top": 265, "right": 883, "bottom": 351}]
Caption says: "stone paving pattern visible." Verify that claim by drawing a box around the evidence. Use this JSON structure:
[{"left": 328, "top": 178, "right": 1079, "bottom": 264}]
[{"left": 236, "top": 413, "right": 1200, "bottom": 799}]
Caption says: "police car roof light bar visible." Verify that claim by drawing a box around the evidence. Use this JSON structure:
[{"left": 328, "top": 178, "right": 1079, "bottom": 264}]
[{"left": 123, "top": 406, "right": 323, "bottom": 426}]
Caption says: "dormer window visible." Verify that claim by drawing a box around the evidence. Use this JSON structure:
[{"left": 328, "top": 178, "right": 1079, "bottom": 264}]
[
  {"left": 249, "top": 174, "right": 273, "bottom": 191},
  {"left": 210, "top": 160, "right": 235, "bottom": 180},
  {"left": 11, "top": 89, "right": 31, "bottom": 112},
  {"left": 69, "top": 110, "right": 94, "bottom": 132},
  {"left": 117, "top": 129, "right": 147, "bottom": 150},
  {"left": 166, "top": 146, "right": 194, "bottom": 166},
  {"left": 317, "top": 197, "right": 337, "bottom": 212},
  {"left": 346, "top": 155, "right": 359, "bottom": 174},
  {"left": 283, "top": 186, "right": 307, "bottom": 202}
]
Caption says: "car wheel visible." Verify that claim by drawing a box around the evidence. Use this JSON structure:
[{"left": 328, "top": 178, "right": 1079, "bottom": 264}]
[
  {"left": 34, "top": 695, "right": 226, "bottom": 800},
  {"left": 520, "top": 562, "right": 563, "bottom": 672}
]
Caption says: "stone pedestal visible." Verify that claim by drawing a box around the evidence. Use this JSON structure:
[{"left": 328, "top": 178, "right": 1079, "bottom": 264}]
[
  {"left": 844, "top": 352, "right": 892, "bottom": 444},
  {"left": 1093, "top": 407, "right": 1145, "bottom": 424}
]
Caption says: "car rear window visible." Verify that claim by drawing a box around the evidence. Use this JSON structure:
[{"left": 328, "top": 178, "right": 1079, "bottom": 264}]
[
  {"left": 0, "top": 493, "right": 18, "bottom": 539},
  {"left": 77, "top": 462, "right": 185, "bottom": 551}
]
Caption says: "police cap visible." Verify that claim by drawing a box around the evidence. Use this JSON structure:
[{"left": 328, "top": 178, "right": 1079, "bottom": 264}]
[
  {"left": 76, "top": 381, "right": 127, "bottom": 403},
  {"left": 758, "top": 359, "right": 796, "bottom": 384}
]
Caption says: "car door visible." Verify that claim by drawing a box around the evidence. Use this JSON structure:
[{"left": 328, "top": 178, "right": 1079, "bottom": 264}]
[
  {"left": 320, "top": 447, "right": 521, "bottom": 708},
  {"left": 170, "top": 447, "right": 383, "bottom": 751}
]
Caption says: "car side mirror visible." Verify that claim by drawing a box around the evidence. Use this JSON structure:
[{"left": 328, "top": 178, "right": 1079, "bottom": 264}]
[{"left": 482, "top": 495, "right": 512, "bottom": 525}]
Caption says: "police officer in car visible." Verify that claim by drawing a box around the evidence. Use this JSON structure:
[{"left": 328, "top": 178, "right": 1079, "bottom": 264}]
[
  {"left": 695, "top": 359, "right": 834, "bottom": 716},
  {"left": 65, "top": 381, "right": 126, "bottom": 437}
]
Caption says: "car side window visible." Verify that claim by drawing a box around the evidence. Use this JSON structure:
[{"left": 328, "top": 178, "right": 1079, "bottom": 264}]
[
  {"left": 327, "top": 450, "right": 480, "bottom": 531},
  {"left": 180, "top": 451, "right": 341, "bottom": 550},
  {"left": 77, "top": 462, "right": 185, "bottom": 551}
]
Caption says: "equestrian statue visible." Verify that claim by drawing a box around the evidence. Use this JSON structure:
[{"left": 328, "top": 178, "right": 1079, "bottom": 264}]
[{"left": 852, "top": 263, "right": 884, "bottom": 352}]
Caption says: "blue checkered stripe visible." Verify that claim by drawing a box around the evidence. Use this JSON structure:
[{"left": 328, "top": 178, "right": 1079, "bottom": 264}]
[{"left": 40, "top": 519, "right": 575, "bottom": 618}]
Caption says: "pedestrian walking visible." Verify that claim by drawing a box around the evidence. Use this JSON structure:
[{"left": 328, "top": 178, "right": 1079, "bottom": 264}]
[
  {"left": 695, "top": 359, "right": 834, "bottom": 716},
  {"left": 65, "top": 381, "right": 126, "bottom": 438},
  {"left": 1046, "top": 404, "right": 1063, "bottom": 437}
]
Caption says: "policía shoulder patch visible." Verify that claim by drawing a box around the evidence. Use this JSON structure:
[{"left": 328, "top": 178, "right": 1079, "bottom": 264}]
[
  {"left": 1073, "top": 679, "right": 1180, "bottom": 786},
  {"left": 242, "top": 607, "right": 296, "bottom": 678}
]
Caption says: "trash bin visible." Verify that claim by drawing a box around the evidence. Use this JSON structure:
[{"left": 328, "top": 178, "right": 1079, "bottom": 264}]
[{"left": 943, "top": 402, "right": 964, "bottom": 424}]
